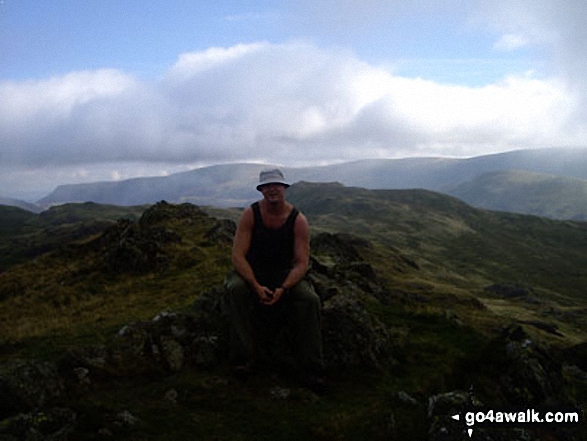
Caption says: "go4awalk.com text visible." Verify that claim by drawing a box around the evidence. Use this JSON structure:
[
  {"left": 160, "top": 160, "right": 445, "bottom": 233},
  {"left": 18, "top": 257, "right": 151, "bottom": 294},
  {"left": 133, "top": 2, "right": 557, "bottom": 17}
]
[{"left": 451, "top": 407, "right": 582, "bottom": 438}]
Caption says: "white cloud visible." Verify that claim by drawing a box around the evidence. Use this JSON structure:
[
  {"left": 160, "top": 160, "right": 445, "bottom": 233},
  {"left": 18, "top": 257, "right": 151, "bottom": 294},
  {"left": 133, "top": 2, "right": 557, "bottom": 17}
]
[
  {"left": 475, "top": 0, "right": 587, "bottom": 81},
  {"left": 493, "top": 34, "right": 529, "bottom": 52},
  {"left": 0, "top": 39, "right": 585, "bottom": 198}
]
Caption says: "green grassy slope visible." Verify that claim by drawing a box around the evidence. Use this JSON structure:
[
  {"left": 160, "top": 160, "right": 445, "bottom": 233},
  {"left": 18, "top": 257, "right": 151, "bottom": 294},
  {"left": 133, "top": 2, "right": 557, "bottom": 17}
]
[
  {"left": 288, "top": 182, "right": 587, "bottom": 300},
  {"left": 0, "top": 205, "right": 37, "bottom": 237},
  {"left": 0, "top": 202, "right": 232, "bottom": 342},
  {"left": 446, "top": 169, "right": 587, "bottom": 220}
]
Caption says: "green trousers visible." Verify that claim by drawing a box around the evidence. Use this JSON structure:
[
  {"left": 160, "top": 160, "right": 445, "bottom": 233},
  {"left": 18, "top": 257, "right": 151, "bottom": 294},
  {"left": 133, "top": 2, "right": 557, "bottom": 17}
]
[{"left": 224, "top": 271, "right": 325, "bottom": 374}]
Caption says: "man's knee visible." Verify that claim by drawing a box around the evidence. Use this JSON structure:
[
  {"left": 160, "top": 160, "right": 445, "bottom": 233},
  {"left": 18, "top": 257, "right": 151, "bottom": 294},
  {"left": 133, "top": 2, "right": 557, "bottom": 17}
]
[
  {"left": 224, "top": 272, "right": 255, "bottom": 314},
  {"left": 290, "top": 280, "right": 321, "bottom": 308},
  {"left": 224, "top": 271, "right": 248, "bottom": 295}
]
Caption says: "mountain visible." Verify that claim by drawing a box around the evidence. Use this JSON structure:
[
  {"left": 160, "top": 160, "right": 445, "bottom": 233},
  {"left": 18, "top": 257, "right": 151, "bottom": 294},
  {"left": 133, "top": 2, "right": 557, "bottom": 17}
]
[
  {"left": 1, "top": 186, "right": 587, "bottom": 440},
  {"left": 37, "top": 148, "right": 587, "bottom": 218},
  {"left": 446, "top": 170, "right": 587, "bottom": 220},
  {"left": 0, "top": 196, "right": 43, "bottom": 213}
]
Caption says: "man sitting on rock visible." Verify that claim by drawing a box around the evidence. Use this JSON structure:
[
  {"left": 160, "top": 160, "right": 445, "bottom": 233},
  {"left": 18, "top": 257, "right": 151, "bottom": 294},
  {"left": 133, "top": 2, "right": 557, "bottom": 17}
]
[{"left": 225, "top": 169, "right": 325, "bottom": 391}]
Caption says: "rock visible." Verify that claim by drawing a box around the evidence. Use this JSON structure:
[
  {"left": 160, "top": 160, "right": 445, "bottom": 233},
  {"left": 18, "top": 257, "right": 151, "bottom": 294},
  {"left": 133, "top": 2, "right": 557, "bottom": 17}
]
[
  {"left": 0, "top": 361, "right": 64, "bottom": 419},
  {"left": 160, "top": 337, "right": 185, "bottom": 372},
  {"left": 190, "top": 286, "right": 230, "bottom": 330},
  {"left": 499, "top": 326, "right": 564, "bottom": 405},
  {"left": 396, "top": 391, "right": 419, "bottom": 406},
  {"left": 204, "top": 219, "right": 236, "bottom": 244},
  {"left": 484, "top": 283, "right": 538, "bottom": 303},
  {"left": 322, "top": 292, "right": 393, "bottom": 369},
  {"left": 63, "top": 340, "right": 156, "bottom": 379},
  {"left": 427, "top": 390, "right": 471, "bottom": 441},
  {"left": 0, "top": 407, "right": 76, "bottom": 441},
  {"left": 71, "top": 304, "right": 225, "bottom": 378},
  {"left": 191, "top": 336, "right": 220, "bottom": 367},
  {"left": 116, "top": 410, "right": 140, "bottom": 426},
  {"left": 562, "top": 341, "right": 587, "bottom": 371},
  {"left": 88, "top": 202, "right": 212, "bottom": 275},
  {"left": 426, "top": 391, "right": 541, "bottom": 441},
  {"left": 164, "top": 388, "right": 179, "bottom": 405},
  {"left": 72, "top": 367, "right": 90, "bottom": 386},
  {"left": 138, "top": 201, "right": 204, "bottom": 227},
  {"left": 269, "top": 387, "right": 291, "bottom": 400}
]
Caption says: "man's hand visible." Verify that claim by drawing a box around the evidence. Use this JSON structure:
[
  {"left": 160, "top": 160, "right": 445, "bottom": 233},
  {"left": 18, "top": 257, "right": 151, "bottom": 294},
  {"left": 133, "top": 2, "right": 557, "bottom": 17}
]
[
  {"left": 263, "top": 286, "right": 286, "bottom": 306},
  {"left": 255, "top": 285, "right": 275, "bottom": 304}
]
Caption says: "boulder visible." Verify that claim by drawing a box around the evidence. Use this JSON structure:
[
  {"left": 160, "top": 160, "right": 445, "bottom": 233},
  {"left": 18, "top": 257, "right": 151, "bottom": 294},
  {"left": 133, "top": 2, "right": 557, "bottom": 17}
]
[{"left": 322, "top": 292, "right": 394, "bottom": 369}]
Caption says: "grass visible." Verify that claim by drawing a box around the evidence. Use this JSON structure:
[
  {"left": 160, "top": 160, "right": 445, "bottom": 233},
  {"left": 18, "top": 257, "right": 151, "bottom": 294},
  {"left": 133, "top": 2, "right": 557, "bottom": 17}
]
[
  {"left": 64, "top": 366, "right": 423, "bottom": 440},
  {"left": 0, "top": 203, "right": 232, "bottom": 345}
]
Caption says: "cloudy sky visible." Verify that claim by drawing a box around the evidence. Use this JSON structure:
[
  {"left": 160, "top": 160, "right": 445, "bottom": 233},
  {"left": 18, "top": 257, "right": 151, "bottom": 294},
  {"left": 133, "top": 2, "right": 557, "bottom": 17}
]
[{"left": 1, "top": 0, "right": 586, "bottom": 200}]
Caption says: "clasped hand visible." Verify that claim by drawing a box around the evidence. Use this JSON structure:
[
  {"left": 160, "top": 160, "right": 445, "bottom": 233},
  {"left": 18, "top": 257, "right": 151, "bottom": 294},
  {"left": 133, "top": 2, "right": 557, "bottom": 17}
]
[{"left": 256, "top": 285, "right": 284, "bottom": 306}]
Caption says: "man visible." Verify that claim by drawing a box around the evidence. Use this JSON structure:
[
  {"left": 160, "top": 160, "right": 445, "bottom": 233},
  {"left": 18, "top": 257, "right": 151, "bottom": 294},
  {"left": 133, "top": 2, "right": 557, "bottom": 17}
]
[{"left": 225, "top": 169, "right": 325, "bottom": 387}]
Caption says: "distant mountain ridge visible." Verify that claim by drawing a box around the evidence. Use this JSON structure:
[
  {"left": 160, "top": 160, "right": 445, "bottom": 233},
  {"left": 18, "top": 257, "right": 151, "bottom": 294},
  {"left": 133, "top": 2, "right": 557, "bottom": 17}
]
[
  {"left": 446, "top": 170, "right": 587, "bottom": 220},
  {"left": 0, "top": 196, "right": 43, "bottom": 213},
  {"left": 37, "top": 148, "right": 587, "bottom": 219}
]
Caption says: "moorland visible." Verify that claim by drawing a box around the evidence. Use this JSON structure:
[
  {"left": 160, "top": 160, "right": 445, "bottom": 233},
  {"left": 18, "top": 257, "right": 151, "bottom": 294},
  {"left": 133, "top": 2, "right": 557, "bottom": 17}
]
[{"left": 1, "top": 182, "right": 586, "bottom": 440}]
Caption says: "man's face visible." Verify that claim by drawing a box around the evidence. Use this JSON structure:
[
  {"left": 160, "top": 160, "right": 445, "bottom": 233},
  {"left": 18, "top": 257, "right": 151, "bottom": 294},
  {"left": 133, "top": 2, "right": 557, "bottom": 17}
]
[{"left": 260, "top": 183, "right": 286, "bottom": 204}]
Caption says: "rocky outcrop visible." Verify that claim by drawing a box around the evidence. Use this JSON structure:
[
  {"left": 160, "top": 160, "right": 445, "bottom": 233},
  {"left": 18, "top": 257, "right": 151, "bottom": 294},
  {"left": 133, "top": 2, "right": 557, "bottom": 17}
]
[
  {"left": 498, "top": 325, "right": 566, "bottom": 406},
  {"left": 425, "top": 324, "right": 584, "bottom": 441},
  {"left": 484, "top": 283, "right": 533, "bottom": 299},
  {"left": 65, "top": 232, "right": 397, "bottom": 378},
  {"left": 92, "top": 219, "right": 180, "bottom": 274},
  {"left": 88, "top": 201, "right": 217, "bottom": 274},
  {"left": 63, "top": 308, "right": 224, "bottom": 381}
]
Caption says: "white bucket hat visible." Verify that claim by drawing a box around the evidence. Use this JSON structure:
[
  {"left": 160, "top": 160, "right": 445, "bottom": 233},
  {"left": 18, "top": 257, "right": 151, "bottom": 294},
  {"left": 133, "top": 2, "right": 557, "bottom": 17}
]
[{"left": 256, "top": 169, "right": 290, "bottom": 191}]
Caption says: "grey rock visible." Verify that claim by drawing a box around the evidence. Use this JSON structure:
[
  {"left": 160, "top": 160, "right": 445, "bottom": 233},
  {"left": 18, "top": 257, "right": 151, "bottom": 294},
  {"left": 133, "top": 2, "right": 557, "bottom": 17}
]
[
  {"left": 160, "top": 337, "right": 185, "bottom": 372},
  {"left": 322, "top": 292, "right": 393, "bottom": 369},
  {"left": 0, "top": 361, "right": 64, "bottom": 417}
]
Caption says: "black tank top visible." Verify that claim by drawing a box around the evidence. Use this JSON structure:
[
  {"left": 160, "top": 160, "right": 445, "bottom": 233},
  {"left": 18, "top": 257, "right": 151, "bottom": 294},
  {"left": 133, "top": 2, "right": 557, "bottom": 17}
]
[{"left": 246, "top": 201, "right": 299, "bottom": 289}]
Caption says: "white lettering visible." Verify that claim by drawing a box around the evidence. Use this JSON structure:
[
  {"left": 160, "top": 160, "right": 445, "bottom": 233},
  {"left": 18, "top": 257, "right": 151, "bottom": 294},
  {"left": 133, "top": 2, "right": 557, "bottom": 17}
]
[{"left": 455, "top": 409, "right": 579, "bottom": 429}]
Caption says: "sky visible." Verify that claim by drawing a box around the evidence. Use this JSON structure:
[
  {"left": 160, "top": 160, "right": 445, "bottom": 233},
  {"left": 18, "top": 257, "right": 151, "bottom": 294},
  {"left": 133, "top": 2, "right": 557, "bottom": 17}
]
[{"left": 1, "top": 0, "right": 586, "bottom": 200}]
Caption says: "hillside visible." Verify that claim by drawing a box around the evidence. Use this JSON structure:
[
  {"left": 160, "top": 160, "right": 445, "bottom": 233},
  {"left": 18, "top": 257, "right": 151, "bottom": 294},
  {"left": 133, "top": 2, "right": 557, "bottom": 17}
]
[
  {"left": 36, "top": 148, "right": 587, "bottom": 220},
  {"left": 288, "top": 182, "right": 587, "bottom": 300},
  {"left": 0, "top": 202, "right": 147, "bottom": 272},
  {"left": 1, "top": 186, "right": 586, "bottom": 440},
  {"left": 446, "top": 170, "right": 587, "bottom": 220},
  {"left": 0, "top": 205, "right": 37, "bottom": 238}
]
